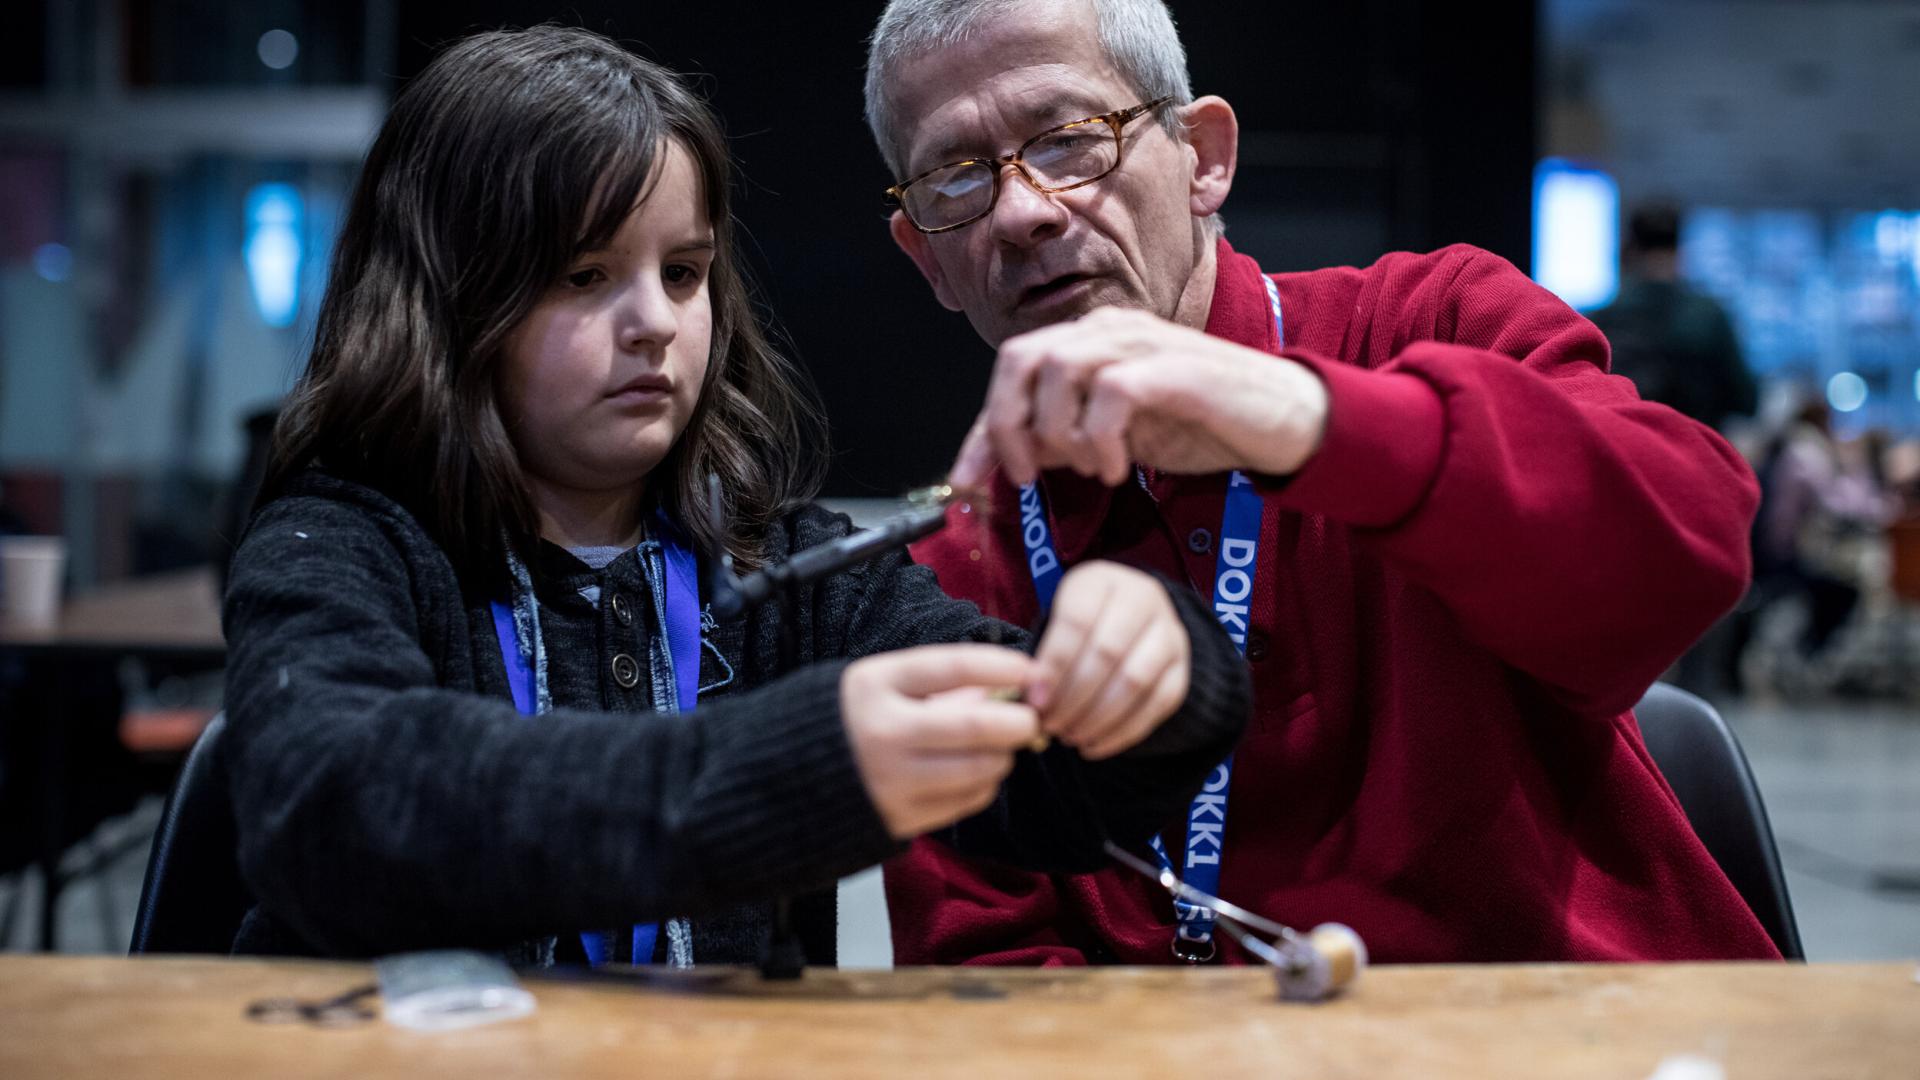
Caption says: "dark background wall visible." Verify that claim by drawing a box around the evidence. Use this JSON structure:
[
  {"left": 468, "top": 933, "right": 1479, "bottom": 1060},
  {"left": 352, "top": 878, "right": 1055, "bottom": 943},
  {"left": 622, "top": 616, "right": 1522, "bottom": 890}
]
[{"left": 395, "top": 1, "right": 1536, "bottom": 495}]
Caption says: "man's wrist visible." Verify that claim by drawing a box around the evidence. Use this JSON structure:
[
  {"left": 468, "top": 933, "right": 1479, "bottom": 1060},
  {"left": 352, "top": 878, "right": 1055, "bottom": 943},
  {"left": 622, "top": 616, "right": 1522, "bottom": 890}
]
[{"left": 1245, "top": 357, "right": 1329, "bottom": 476}]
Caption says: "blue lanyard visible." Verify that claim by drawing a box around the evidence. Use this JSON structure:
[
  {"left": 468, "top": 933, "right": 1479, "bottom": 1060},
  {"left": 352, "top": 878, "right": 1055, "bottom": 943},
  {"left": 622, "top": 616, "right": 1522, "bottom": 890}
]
[
  {"left": 489, "top": 512, "right": 703, "bottom": 966},
  {"left": 1018, "top": 275, "right": 1281, "bottom": 961}
]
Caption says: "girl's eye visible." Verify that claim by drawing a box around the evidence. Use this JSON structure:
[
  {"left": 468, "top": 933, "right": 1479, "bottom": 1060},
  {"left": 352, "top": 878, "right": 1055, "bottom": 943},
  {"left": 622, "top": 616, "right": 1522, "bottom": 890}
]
[
  {"left": 663, "top": 262, "right": 704, "bottom": 286},
  {"left": 563, "top": 267, "right": 604, "bottom": 289}
]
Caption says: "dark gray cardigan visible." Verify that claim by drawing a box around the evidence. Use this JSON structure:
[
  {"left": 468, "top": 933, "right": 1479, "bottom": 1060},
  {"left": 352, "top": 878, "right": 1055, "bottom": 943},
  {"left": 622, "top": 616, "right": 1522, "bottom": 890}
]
[{"left": 221, "top": 470, "right": 1249, "bottom": 961}]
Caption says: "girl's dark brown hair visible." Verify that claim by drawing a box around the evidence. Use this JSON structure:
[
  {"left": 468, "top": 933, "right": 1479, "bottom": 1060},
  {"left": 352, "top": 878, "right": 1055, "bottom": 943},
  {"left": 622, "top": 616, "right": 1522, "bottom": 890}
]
[{"left": 264, "top": 25, "right": 826, "bottom": 583}]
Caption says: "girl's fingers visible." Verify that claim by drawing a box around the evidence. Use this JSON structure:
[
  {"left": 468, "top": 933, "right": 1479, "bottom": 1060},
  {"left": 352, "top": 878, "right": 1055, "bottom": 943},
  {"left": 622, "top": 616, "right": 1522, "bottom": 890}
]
[
  {"left": 869, "top": 643, "right": 1038, "bottom": 698},
  {"left": 892, "top": 751, "right": 1019, "bottom": 835},
  {"left": 1079, "top": 647, "right": 1189, "bottom": 761},
  {"left": 1057, "top": 616, "right": 1177, "bottom": 749},
  {"left": 902, "top": 748, "right": 1019, "bottom": 796},
  {"left": 903, "top": 696, "right": 1043, "bottom": 753},
  {"left": 1057, "top": 613, "right": 1185, "bottom": 752},
  {"left": 843, "top": 648, "right": 1036, "bottom": 838},
  {"left": 1035, "top": 567, "right": 1154, "bottom": 739}
]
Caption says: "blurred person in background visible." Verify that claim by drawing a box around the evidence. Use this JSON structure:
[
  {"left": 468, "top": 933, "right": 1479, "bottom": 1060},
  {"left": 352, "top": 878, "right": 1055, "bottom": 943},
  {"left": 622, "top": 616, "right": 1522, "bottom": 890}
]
[
  {"left": 1883, "top": 436, "right": 1920, "bottom": 518},
  {"left": 1590, "top": 203, "right": 1757, "bottom": 434},
  {"left": 1735, "top": 400, "right": 1901, "bottom": 695},
  {"left": 1592, "top": 202, "right": 1758, "bottom": 699}
]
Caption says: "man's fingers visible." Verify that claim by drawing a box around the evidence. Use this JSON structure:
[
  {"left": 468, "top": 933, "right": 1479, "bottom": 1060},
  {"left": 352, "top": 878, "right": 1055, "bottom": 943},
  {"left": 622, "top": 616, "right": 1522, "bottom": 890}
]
[
  {"left": 1029, "top": 356, "right": 1093, "bottom": 472},
  {"left": 949, "top": 417, "right": 997, "bottom": 491},
  {"left": 1080, "top": 369, "right": 1141, "bottom": 486},
  {"left": 982, "top": 340, "right": 1043, "bottom": 486}
]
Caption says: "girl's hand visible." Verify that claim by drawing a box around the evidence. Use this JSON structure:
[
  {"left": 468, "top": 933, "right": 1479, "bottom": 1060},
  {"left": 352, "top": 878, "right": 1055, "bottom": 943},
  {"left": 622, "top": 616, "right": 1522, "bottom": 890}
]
[
  {"left": 1027, "top": 562, "right": 1190, "bottom": 761},
  {"left": 841, "top": 645, "right": 1043, "bottom": 839}
]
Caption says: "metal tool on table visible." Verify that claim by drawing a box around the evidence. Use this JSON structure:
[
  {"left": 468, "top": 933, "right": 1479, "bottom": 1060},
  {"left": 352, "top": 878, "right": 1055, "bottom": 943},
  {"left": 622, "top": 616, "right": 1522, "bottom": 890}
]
[
  {"left": 245, "top": 983, "right": 379, "bottom": 1028},
  {"left": 1104, "top": 841, "right": 1366, "bottom": 1002}
]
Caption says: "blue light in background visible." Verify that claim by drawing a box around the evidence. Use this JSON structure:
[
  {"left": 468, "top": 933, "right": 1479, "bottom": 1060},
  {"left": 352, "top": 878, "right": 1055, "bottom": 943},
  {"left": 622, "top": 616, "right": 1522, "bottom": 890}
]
[
  {"left": 31, "top": 243, "right": 72, "bottom": 283},
  {"left": 1827, "top": 371, "right": 1868, "bottom": 413},
  {"left": 245, "top": 183, "right": 303, "bottom": 328},
  {"left": 1532, "top": 158, "right": 1619, "bottom": 311},
  {"left": 257, "top": 29, "right": 299, "bottom": 70}
]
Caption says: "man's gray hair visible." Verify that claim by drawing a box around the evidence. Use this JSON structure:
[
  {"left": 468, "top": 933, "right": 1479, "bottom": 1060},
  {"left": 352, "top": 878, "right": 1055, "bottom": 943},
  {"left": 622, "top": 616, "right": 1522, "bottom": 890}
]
[{"left": 863, "top": 0, "right": 1195, "bottom": 179}]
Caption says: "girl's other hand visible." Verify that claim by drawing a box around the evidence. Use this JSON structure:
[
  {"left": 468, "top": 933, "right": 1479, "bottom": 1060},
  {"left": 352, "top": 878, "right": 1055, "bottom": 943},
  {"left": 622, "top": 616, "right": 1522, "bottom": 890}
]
[
  {"left": 1027, "top": 562, "right": 1190, "bottom": 760},
  {"left": 841, "top": 645, "right": 1043, "bottom": 839}
]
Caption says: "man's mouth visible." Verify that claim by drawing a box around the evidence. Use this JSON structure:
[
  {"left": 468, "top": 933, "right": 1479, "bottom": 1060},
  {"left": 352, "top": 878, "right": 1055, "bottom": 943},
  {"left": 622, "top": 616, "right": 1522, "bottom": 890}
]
[{"left": 1018, "top": 273, "right": 1093, "bottom": 308}]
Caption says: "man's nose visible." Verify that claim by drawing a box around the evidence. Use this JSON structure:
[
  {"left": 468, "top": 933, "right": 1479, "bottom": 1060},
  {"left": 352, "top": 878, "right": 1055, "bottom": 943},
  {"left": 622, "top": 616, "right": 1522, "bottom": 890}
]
[{"left": 986, "top": 165, "right": 1069, "bottom": 247}]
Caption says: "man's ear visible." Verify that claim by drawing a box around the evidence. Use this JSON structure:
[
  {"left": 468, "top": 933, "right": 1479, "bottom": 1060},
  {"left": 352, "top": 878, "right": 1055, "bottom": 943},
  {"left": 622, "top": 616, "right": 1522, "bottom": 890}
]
[
  {"left": 889, "top": 209, "right": 964, "bottom": 312},
  {"left": 1181, "top": 95, "right": 1238, "bottom": 220}
]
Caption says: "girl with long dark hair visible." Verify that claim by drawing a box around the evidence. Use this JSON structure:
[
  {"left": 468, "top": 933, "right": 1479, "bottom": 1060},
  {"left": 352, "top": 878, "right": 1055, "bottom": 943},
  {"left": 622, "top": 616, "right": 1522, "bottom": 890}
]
[{"left": 224, "top": 26, "right": 1246, "bottom": 963}]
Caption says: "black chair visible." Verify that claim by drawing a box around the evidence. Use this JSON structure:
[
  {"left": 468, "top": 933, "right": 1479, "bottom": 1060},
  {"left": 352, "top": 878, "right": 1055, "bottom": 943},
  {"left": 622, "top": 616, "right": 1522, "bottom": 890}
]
[
  {"left": 128, "top": 713, "right": 252, "bottom": 954},
  {"left": 1634, "top": 683, "right": 1805, "bottom": 960}
]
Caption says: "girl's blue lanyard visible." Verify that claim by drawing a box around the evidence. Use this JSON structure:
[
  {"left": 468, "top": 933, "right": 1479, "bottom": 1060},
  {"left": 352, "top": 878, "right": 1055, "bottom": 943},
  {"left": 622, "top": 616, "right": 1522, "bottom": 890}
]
[
  {"left": 1018, "top": 275, "right": 1282, "bottom": 962},
  {"left": 488, "top": 511, "right": 703, "bottom": 966}
]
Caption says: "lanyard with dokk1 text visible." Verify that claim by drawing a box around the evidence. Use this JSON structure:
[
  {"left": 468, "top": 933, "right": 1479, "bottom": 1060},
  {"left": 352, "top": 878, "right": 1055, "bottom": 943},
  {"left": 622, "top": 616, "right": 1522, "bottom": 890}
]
[
  {"left": 1017, "top": 274, "right": 1282, "bottom": 962},
  {"left": 489, "top": 512, "right": 703, "bottom": 967}
]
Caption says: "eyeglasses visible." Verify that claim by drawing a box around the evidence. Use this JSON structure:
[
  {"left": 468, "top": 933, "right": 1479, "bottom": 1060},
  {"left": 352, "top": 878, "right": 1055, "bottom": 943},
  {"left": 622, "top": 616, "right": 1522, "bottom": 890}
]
[
  {"left": 1103, "top": 841, "right": 1366, "bottom": 1002},
  {"left": 885, "top": 97, "right": 1173, "bottom": 234}
]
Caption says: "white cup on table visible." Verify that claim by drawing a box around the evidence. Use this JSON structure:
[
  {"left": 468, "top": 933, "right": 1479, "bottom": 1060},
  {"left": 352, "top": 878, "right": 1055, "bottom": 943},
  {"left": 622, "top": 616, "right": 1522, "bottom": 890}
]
[{"left": 1, "top": 535, "right": 68, "bottom": 631}]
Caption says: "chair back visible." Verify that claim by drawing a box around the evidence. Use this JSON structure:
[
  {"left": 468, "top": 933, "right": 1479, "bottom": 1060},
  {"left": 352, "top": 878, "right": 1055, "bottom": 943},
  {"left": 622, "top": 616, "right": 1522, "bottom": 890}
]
[
  {"left": 1634, "top": 683, "right": 1804, "bottom": 960},
  {"left": 129, "top": 713, "right": 252, "bottom": 954}
]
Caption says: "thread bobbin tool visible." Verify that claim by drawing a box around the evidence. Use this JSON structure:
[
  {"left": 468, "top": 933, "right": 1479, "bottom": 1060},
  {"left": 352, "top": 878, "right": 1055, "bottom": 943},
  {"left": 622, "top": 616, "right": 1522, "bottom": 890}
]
[{"left": 1103, "top": 842, "right": 1367, "bottom": 1002}]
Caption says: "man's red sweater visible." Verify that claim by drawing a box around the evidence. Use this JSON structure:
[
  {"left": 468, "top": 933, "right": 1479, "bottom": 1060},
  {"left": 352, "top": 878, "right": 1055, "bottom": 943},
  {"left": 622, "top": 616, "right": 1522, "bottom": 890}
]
[{"left": 889, "top": 240, "right": 1780, "bottom": 964}]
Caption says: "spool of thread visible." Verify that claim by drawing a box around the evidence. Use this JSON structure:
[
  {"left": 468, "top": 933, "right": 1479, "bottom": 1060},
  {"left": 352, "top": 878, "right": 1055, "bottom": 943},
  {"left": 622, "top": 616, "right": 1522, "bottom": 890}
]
[
  {"left": 1274, "top": 923, "right": 1366, "bottom": 1002},
  {"left": 1309, "top": 923, "right": 1366, "bottom": 992}
]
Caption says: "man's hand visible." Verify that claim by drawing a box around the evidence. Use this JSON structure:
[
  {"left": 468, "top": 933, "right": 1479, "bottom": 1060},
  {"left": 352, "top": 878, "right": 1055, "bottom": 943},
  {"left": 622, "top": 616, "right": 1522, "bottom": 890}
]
[
  {"left": 949, "top": 306, "right": 1329, "bottom": 489},
  {"left": 1028, "top": 562, "right": 1190, "bottom": 761},
  {"left": 841, "top": 645, "right": 1042, "bottom": 839}
]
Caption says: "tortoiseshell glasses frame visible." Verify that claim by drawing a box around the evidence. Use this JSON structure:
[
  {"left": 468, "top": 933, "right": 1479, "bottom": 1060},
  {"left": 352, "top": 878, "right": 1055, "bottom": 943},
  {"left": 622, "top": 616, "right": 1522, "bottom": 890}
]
[{"left": 885, "top": 96, "right": 1175, "bottom": 234}]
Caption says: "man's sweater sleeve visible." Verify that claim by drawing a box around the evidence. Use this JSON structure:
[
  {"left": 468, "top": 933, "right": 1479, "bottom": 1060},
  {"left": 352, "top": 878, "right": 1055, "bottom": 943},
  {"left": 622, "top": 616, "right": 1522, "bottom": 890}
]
[
  {"left": 1270, "top": 247, "right": 1759, "bottom": 718},
  {"left": 222, "top": 496, "right": 895, "bottom": 957}
]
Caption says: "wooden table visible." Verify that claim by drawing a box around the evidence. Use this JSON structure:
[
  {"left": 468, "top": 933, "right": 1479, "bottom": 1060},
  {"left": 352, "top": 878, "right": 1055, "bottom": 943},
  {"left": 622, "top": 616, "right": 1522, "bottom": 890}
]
[
  {"left": 1, "top": 566, "right": 225, "bottom": 949},
  {"left": 0, "top": 956, "right": 1914, "bottom": 1078}
]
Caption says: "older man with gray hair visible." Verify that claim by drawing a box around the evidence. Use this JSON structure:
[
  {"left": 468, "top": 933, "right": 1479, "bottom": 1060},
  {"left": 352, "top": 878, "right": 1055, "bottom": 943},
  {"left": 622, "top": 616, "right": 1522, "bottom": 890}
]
[{"left": 868, "top": 0, "right": 1781, "bottom": 965}]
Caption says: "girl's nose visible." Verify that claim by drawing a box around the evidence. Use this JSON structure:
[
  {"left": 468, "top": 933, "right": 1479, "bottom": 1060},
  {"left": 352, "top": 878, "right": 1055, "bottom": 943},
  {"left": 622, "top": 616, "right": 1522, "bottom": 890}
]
[{"left": 620, "top": 279, "right": 678, "bottom": 352}]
